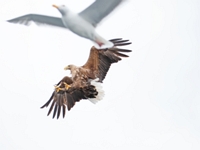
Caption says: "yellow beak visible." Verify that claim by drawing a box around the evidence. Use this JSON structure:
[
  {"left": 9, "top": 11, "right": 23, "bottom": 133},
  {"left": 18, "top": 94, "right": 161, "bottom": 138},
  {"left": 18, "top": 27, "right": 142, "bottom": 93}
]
[
  {"left": 64, "top": 66, "right": 69, "bottom": 70},
  {"left": 52, "top": 4, "right": 58, "bottom": 8}
]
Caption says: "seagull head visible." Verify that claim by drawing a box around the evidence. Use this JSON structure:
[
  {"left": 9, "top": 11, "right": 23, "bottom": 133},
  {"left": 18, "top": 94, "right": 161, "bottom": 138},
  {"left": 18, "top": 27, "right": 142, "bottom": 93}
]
[{"left": 52, "top": 4, "right": 69, "bottom": 15}]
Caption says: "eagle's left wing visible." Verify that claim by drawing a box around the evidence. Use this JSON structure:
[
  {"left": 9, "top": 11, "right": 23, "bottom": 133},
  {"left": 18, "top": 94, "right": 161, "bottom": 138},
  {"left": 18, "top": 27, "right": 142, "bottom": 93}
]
[{"left": 41, "top": 87, "right": 86, "bottom": 119}]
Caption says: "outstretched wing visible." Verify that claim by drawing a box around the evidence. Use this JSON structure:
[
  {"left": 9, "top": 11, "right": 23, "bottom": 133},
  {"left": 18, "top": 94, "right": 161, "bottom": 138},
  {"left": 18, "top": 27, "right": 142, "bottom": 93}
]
[
  {"left": 7, "top": 14, "right": 66, "bottom": 28},
  {"left": 41, "top": 76, "right": 98, "bottom": 119},
  {"left": 40, "top": 76, "right": 85, "bottom": 119},
  {"left": 79, "top": 0, "right": 123, "bottom": 27},
  {"left": 82, "top": 38, "right": 132, "bottom": 82},
  {"left": 40, "top": 87, "right": 87, "bottom": 119}
]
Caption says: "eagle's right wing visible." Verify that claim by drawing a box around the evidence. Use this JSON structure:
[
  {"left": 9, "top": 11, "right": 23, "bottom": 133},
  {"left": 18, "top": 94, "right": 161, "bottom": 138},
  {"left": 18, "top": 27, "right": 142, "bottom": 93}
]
[{"left": 82, "top": 38, "right": 132, "bottom": 82}]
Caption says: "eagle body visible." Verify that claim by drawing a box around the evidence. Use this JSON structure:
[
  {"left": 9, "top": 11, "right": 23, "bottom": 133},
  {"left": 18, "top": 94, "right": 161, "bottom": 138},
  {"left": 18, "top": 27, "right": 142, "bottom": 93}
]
[{"left": 41, "top": 38, "right": 132, "bottom": 119}]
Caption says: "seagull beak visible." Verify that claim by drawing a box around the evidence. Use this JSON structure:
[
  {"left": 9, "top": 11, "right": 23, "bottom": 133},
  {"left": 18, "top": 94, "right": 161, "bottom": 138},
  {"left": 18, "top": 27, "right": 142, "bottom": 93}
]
[{"left": 52, "top": 4, "right": 59, "bottom": 9}]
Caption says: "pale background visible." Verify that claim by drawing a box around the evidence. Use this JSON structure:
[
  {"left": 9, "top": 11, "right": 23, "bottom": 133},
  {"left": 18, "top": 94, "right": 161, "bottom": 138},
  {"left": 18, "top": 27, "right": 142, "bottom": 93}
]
[{"left": 0, "top": 0, "right": 199, "bottom": 149}]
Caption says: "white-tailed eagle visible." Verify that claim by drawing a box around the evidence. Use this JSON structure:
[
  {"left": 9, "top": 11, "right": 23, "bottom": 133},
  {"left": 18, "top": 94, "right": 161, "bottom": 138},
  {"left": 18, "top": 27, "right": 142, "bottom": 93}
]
[{"left": 41, "top": 38, "right": 132, "bottom": 119}]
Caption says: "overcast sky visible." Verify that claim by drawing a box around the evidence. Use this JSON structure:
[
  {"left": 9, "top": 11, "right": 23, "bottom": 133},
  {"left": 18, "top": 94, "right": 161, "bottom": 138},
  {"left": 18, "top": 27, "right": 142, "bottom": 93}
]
[{"left": 0, "top": 0, "right": 200, "bottom": 149}]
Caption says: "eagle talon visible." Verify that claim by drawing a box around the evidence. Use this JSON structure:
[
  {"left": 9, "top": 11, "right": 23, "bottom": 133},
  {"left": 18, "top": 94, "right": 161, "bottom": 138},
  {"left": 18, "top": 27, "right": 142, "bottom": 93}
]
[
  {"left": 54, "top": 85, "right": 62, "bottom": 92},
  {"left": 64, "top": 83, "right": 71, "bottom": 90}
]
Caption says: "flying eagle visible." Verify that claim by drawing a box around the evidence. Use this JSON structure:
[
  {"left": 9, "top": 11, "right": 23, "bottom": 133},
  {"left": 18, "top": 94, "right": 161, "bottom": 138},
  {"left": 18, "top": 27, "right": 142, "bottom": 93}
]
[
  {"left": 41, "top": 38, "right": 132, "bottom": 119},
  {"left": 7, "top": 0, "right": 124, "bottom": 47}
]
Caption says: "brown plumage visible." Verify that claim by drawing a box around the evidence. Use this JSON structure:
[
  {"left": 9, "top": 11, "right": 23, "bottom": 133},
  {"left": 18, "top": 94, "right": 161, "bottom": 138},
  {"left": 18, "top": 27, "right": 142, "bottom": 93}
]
[{"left": 41, "top": 38, "right": 132, "bottom": 119}]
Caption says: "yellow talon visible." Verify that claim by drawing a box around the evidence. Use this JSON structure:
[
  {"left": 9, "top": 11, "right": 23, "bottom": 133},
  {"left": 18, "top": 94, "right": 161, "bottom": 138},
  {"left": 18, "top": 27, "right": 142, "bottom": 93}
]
[
  {"left": 54, "top": 85, "right": 62, "bottom": 92},
  {"left": 64, "top": 83, "right": 71, "bottom": 90}
]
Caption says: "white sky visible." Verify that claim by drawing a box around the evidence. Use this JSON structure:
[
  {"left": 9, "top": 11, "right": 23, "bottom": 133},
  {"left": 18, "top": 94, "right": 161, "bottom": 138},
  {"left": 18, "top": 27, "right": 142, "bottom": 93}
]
[{"left": 0, "top": 0, "right": 200, "bottom": 149}]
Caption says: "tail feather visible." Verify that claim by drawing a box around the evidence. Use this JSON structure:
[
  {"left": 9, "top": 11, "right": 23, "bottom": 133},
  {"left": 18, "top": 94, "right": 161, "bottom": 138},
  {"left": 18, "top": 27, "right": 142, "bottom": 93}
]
[{"left": 88, "top": 78, "right": 104, "bottom": 104}]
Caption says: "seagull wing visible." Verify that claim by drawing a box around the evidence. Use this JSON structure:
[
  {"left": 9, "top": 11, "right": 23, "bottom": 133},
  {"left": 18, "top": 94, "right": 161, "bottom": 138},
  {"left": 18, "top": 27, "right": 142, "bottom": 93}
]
[
  {"left": 79, "top": 0, "right": 123, "bottom": 27},
  {"left": 7, "top": 14, "right": 66, "bottom": 28}
]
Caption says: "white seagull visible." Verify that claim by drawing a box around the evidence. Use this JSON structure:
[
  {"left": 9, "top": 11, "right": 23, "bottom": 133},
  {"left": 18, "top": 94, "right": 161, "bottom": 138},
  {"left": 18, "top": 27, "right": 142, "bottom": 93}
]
[{"left": 7, "top": 0, "right": 124, "bottom": 48}]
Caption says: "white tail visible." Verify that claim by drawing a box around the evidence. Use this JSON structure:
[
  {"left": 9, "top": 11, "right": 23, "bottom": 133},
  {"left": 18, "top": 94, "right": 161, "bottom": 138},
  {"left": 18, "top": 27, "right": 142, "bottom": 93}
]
[{"left": 89, "top": 78, "right": 105, "bottom": 104}]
